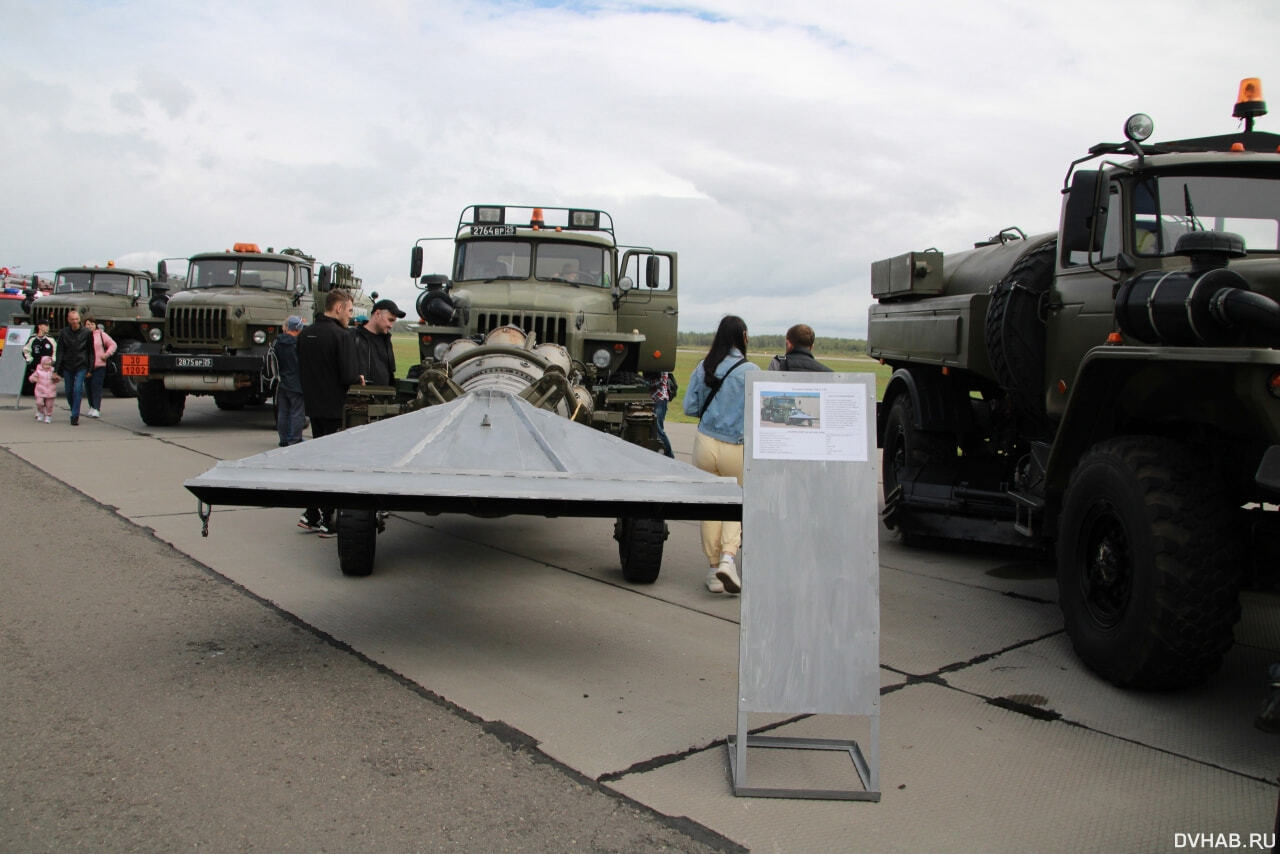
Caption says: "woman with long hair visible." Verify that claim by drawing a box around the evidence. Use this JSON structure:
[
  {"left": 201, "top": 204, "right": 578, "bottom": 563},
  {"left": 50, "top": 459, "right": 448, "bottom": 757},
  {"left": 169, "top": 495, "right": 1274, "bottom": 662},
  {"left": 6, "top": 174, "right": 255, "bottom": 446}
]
[{"left": 682, "top": 315, "right": 759, "bottom": 594}]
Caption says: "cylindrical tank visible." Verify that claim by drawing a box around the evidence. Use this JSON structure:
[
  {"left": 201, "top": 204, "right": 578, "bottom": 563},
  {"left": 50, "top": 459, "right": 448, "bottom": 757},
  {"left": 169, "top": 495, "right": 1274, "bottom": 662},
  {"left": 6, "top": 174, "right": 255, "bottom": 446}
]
[{"left": 942, "top": 232, "right": 1057, "bottom": 296}]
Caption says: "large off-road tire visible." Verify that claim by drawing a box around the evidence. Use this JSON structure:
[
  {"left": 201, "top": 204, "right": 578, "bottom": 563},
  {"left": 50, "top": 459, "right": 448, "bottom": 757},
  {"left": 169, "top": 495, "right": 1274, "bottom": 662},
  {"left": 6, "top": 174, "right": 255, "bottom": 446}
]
[
  {"left": 108, "top": 339, "right": 142, "bottom": 398},
  {"left": 882, "top": 391, "right": 953, "bottom": 502},
  {"left": 214, "top": 389, "right": 252, "bottom": 410},
  {"left": 985, "top": 241, "right": 1056, "bottom": 429},
  {"left": 615, "top": 517, "right": 668, "bottom": 584},
  {"left": 337, "top": 509, "right": 377, "bottom": 577},
  {"left": 1056, "top": 436, "right": 1244, "bottom": 689},
  {"left": 137, "top": 380, "right": 186, "bottom": 426}
]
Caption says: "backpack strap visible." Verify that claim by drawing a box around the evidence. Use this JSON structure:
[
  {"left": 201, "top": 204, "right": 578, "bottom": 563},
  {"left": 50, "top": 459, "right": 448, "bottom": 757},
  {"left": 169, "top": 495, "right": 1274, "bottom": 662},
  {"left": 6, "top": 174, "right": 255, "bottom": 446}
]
[{"left": 697, "top": 357, "right": 749, "bottom": 418}]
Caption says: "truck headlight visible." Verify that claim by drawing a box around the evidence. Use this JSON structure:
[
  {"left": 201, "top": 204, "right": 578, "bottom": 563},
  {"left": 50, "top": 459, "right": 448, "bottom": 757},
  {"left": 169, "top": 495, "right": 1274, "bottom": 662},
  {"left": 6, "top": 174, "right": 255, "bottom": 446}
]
[
  {"left": 591, "top": 348, "right": 611, "bottom": 369},
  {"left": 148, "top": 327, "right": 163, "bottom": 342},
  {"left": 252, "top": 330, "right": 267, "bottom": 344}
]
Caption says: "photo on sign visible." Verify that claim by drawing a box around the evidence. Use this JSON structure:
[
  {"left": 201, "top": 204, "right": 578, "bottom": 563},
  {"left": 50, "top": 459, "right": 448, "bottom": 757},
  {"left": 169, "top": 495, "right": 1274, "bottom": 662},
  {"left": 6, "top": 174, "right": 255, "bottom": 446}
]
[{"left": 758, "top": 390, "right": 820, "bottom": 428}]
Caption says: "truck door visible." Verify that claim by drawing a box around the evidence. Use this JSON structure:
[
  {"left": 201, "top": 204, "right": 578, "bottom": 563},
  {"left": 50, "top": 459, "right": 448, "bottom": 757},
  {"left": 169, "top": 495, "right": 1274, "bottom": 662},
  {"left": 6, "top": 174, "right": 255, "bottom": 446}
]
[
  {"left": 1044, "top": 176, "right": 1124, "bottom": 420},
  {"left": 618, "top": 250, "right": 678, "bottom": 373}
]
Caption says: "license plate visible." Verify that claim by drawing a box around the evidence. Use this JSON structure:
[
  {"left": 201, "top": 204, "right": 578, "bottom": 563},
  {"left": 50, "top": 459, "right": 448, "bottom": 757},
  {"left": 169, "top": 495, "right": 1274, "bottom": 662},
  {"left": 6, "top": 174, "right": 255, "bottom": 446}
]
[
  {"left": 176, "top": 356, "right": 214, "bottom": 369},
  {"left": 472, "top": 225, "right": 516, "bottom": 236}
]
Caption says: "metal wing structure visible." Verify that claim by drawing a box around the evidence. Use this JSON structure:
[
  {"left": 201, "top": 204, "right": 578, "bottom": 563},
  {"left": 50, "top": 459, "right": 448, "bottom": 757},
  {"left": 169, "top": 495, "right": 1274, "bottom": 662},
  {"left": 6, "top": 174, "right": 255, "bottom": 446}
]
[{"left": 184, "top": 390, "right": 743, "bottom": 520}]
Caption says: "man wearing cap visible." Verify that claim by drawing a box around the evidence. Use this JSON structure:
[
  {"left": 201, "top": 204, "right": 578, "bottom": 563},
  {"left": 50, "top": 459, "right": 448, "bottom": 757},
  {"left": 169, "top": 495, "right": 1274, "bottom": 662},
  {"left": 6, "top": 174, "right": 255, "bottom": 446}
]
[
  {"left": 274, "top": 315, "right": 306, "bottom": 447},
  {"left": 352, "top": 298, "right": 404, "bottom": 386}
]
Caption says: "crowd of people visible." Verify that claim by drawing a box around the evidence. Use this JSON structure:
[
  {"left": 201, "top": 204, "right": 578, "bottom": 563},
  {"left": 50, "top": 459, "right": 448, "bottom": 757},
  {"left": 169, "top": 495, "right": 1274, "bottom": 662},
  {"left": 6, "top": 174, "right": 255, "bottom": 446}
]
[{"left": 22, "top": 302, "right": 838, "bottom": 599}]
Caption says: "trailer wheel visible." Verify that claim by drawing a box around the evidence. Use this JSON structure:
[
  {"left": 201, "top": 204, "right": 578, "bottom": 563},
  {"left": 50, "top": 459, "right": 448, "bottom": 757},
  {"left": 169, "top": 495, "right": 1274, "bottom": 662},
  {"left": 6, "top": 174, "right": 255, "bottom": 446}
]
[
  {"left": 137, "top": 380, "right": 185, "bottom": 426},
  {"left": 615, "top": 517, "right": 667, "bottom": 584},
  {"left": 1057, "top": 436, "right": 1243, "bottom": 688},
  {"left": 108, "top": 339, "right": 142, "bottom": 398},
  {"left": 985, "top": 241, "right": 1055, "bottom": 429},
  {"left": 337, "top": 509, "right": 377, "bottom": 577}
]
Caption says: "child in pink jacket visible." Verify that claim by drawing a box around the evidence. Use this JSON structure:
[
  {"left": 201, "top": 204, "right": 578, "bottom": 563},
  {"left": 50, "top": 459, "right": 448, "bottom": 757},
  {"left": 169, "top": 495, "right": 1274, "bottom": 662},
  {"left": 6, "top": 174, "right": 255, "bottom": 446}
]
[{"left": 28, "top": 355, "right": 59, "bottom": 423}]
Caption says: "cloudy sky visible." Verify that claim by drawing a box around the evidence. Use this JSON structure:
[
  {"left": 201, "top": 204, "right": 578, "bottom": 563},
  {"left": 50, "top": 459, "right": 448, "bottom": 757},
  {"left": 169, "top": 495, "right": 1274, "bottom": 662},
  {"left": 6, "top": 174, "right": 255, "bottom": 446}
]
[{"left": 2, "top": 0, "right": 1277, "bottom": 336}]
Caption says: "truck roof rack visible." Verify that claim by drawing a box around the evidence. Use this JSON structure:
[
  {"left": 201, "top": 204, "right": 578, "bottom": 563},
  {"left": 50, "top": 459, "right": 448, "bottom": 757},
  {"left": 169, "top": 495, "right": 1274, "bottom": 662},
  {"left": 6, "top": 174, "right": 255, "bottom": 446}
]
[
  {"left": 1087, "top": 130, "right": 1280, "bottom": 157},
  {"left": 456, "top": 205, "right": 616, "bottom": 243}
]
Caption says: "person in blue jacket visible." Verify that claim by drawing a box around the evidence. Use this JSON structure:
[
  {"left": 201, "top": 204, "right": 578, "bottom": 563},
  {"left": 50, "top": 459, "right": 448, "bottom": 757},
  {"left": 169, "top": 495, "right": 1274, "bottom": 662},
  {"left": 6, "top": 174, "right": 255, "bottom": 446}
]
[{"left": 682, "top": 314, "right": 758, "bottom": 594}]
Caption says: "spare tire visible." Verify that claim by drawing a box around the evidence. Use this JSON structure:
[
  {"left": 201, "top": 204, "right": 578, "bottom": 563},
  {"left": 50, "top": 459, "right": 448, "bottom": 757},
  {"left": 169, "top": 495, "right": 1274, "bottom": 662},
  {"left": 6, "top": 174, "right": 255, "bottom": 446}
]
[{"left": 985, "top": 241, "right": 1056, "bottom": 427}]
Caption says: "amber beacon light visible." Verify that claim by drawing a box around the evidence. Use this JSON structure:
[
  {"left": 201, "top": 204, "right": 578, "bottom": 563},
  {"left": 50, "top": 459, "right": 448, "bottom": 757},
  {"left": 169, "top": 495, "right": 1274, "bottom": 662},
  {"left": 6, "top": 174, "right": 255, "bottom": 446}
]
[{"left": 1233, "top": 77, "right": 1266, "bottom": 131}]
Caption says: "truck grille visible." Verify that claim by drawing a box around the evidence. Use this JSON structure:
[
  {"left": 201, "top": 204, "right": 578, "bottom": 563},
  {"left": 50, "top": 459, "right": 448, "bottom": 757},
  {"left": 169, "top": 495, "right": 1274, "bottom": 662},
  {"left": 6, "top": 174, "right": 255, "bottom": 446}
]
[
  {"left": 475, "top": 312, "right": 568, "bottom": 346},
  {"left": 169, "top": 307, "right": 229, "bottom": 344},
  {"left": 32, "top": 305, "right": 69, "bottom": 331}
]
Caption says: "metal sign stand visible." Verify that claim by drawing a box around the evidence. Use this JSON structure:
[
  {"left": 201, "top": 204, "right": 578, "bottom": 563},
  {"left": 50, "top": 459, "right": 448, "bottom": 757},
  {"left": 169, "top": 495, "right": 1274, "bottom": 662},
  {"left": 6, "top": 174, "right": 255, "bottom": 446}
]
[
  {"left": 0, "top": 325, "right": 33, "bottom": 409},
  {"left": 727, "top": 372, "right": 880, "bottom": 801}
]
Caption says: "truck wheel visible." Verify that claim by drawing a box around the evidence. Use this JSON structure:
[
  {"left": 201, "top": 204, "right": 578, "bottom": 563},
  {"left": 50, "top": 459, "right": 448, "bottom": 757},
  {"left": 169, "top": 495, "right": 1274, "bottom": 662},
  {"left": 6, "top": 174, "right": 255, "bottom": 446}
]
[
  {"left": 337, "top": 509, "right": 377, "bottom": 577},
  {"left": 137, "top": 380, "right": 186, "bottom": 426},
  {"left": 882, "top": 392, "right": 952, "bottom": 501},
  {"left": 1057, "top": 436, "right": 1243, "bottom": 689},
  {"left": 615, "top": 517, "right": 667, "bottom": 583},
  {"left": 214, "top": 389, "right": 252, "bottom": 410},
  {"left": 985, "top": 241, "right": 1055, "bottom": 429},
  {"left": 108, "top": 340, "right": 142, "bottom": 398}
]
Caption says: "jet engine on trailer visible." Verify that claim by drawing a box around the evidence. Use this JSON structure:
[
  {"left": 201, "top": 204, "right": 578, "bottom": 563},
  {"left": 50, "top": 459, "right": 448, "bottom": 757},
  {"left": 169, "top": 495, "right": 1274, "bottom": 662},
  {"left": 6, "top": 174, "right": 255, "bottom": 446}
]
[{"left": 333, "top": 203, "right": 683, "bottom": 582}]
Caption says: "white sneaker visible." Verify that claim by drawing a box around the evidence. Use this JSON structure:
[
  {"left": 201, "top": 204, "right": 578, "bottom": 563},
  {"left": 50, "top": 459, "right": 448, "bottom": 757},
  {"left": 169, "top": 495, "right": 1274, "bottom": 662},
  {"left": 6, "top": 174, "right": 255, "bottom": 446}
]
[
  {"left": 44, "top": 415, "right": 51, "bottom": 423},
  {"left": 705, "top": 570, "right": 724, "bottom": 594},
  {"left": 88, "top": 408, "right": 100, "bottom": 418},
  {"left": 715, "top": 554, "right": 741, "bottom": 594},
  {"left": 34, "top": 412, "right": 41, "bottom": 420}
]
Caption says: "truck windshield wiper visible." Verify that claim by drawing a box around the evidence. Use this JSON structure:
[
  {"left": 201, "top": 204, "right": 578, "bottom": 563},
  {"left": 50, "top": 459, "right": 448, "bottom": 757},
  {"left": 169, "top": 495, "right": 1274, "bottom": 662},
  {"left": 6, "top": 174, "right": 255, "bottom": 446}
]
[{"left": 1184, "top": 184, "right": 1205, "bottom": 232}]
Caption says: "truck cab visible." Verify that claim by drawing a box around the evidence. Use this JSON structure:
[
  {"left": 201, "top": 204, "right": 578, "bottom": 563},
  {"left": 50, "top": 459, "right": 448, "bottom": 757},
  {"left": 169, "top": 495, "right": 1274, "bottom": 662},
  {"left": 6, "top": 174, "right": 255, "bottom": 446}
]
[
  {"left": 27, "top": 263, "right": 173, "bottom": 397},
  {"left": 130, "top": 244, "right": 371, "bottom": 426},
  {"left": 410, "top": 204, "right": 678, "bottom": 435}
]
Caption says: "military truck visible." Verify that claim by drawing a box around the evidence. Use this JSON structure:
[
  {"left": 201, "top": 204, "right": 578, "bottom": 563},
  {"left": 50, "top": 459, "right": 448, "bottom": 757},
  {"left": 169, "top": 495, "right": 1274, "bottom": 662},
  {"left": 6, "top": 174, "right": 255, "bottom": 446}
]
[
  {"left": 335, "top": 204, "right": 679, "bottom": 581},
  {"left": 762, "top": 395, "right": 799, "bottom": 423},
  {"left": 127, "top": 244, "right": 372, "bottom": 426},
  {"left": 868, "top": 79, "right": 1280, "bottom": 689},
  {"left": 23, "top": 262, "right": 179, "bottom": 397}
]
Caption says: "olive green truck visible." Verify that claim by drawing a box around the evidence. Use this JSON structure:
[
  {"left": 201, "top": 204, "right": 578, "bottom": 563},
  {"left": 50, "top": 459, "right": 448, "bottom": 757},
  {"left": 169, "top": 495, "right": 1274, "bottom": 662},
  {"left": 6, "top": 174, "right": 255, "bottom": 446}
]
[{"left": 870, "top": 80, "right": 1280, "bottom": 689}]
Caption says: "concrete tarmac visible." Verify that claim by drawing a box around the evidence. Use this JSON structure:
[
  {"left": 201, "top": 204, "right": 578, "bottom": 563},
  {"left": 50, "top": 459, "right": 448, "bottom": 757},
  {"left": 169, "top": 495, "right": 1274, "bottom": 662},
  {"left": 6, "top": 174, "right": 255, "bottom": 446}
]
[{"left": 1, "top": 393, "right": 1277, "bottom": 853}]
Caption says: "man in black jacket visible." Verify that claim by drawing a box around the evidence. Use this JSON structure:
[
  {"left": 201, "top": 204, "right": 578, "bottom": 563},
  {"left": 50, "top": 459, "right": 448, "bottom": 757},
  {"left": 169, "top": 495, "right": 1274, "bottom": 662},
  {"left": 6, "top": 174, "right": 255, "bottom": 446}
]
[
  {"left": 351, "top": 299, "right": 404, "bottom": 386},
  {"left": 52, "top": 310, "right": 93, "bottom": 425},
  {"left": 297, "top": 290, "right": 361, "bottom": 535},
  {"left": 767, "top": 324, "right": 832, "bottom": 372}
]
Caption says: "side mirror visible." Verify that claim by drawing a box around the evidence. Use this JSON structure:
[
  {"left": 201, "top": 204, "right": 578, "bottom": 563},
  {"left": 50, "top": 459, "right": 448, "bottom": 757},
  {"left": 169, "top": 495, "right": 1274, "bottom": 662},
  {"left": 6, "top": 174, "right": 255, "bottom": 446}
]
[
  {"left": 410, "top": 246, "right": 424, "bottom": 279},
  {"left": 645, "top": 256, "right": 660, "bottom": 288},
  {"left": 318, "top": 264, "right": 331, "bottom": 292},
  {"left": 1061, "top": 170, "right": 1104, "bottom": 255},
  {"left": 157, "top": 260, "right": 169, "bottom": 283}
]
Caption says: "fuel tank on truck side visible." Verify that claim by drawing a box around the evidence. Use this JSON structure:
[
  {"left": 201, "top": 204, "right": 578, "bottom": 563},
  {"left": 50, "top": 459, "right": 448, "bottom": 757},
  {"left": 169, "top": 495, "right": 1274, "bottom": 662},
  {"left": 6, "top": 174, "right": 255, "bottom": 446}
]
[{"left": 868, "top": 232, "right": 1055, "bottom": 381}]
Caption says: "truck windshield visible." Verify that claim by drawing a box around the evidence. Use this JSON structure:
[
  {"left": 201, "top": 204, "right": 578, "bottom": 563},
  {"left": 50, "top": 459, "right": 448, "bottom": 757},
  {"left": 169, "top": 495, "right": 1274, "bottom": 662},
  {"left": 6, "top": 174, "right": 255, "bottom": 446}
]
[
  {"left": 535, "top": 244, "right": 608, "bottom": 287},
  {"left": 55, "top": 272, "right": 133, "bottom": 295},
  {"left": 455, "top": 240, "right": 608, "bottom": 286},
  {"left": 455, "top": 240, "right": 531, "bottom": 281},
  {"left": 188, "top": 259, "right": 293, "bottom": 289},
  {"left": 1133, "top": 173, "right": 1280, "bottom": 256}
]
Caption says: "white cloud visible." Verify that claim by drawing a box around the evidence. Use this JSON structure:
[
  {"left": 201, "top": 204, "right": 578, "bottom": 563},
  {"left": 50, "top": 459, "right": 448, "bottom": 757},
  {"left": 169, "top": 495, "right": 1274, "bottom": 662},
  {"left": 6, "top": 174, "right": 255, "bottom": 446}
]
[{"left": 1, "top": 0, "right": 1278, "bottom": 337}]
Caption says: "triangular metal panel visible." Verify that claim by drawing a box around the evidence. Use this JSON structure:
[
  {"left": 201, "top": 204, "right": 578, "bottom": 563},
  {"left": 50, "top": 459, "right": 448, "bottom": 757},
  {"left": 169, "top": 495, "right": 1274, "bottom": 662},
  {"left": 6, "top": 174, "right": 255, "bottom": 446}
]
[{"left": 185, "top": 390, "right": 742, "bottom": 520}]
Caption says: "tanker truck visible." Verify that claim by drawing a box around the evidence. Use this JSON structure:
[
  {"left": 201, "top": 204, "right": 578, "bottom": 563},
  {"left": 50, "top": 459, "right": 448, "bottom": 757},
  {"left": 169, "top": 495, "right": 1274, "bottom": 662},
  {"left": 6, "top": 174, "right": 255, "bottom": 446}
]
[
  {"left": 334, "top": 204, "right": 679, "bottom": 582},
  {"left": 127, "top": 244, "right": 372, "bottom": 426},
  {"left": 868, "top": 79, "right": 1280, "bottom": 689}
]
